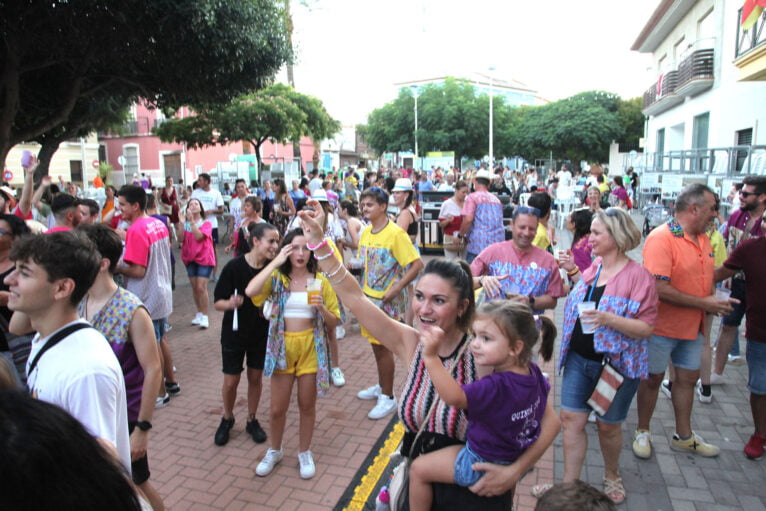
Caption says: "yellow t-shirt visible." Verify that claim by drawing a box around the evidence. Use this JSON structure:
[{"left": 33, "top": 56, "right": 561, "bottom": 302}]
[
  {"left": 532, "top": 222, "right": 551, "bottom": 252},
  {"left": 358, "top": 221, "right": 420, "bottom": 300},
  {"left": 708, "top": 229, "right": 727, "bottom": 267}
]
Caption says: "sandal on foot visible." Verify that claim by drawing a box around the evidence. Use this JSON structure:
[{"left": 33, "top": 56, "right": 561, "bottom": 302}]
[
  {"left": 531, "top": 483, "right": 554, "bottom": 498},
  {"left": 603, "top": 476, "right": 626, "bottom": 504}
]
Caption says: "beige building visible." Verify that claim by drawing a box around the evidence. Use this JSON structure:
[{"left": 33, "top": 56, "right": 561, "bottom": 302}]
[{"left": 5, "top": 135, "right": 100, "bottom": 188}]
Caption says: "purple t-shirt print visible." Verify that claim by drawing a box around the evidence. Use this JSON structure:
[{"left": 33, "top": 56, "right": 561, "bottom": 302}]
[{"left": 461, "top": 362, "right": 549, "bottom": 462}]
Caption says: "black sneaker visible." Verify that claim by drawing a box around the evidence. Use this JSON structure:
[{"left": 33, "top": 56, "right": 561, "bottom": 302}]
[
  {"left": 214, "top": 417, "right": 235, "bottom": 446},
  {"left": 246, "top": 419, "right": 267, "bottom": 444},
  {"left": 165, "top": 382, "right": 181, "bottom": 396}
]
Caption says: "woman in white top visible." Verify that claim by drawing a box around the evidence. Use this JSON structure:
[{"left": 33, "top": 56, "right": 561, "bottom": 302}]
[
  {"left": 438, "top": 180, "right": 469, "bottom": 260},
  {"left": 246, "top": 228, "right": 340, "bottom": 480},
  {"left": 338, "top": 199, "right": 363, "bottom": 254}
]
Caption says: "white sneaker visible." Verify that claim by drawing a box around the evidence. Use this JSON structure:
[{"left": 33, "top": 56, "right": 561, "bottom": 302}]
[
  {"left": 331, "top": 367, "right": 346, "bottom": 387},
  {"left": 368, "top": 394, "right": 396, "bottom": 420},
  {"left": 298, "top": 450, "right": 316, "bottom": 479},
  {"left": 336, "top": 325, "right": 346, "bottom": 339},
  {"left": 199, "top": 315, "right": 209, "bottom": 329},
  {"left": 155, "top": 393, "right": 170, "bottom": 409},
  {"left": 696, "top": 380, "right": 713, "bottom": 404},
  {"left": 255, "top": 448, "right": 283, "bottom": 476},
  {"left": 728, "top": 354, "right": 745, "bottom": 366},
  {"left": 357, "top": 384, "right": 382, "bottom": 400},
  {"left": 709, "top": 372, "right": 725, "bottom": 385},
  {"left": 632, "top": 429, "right": 652, "bottom": 459},
  {"left": 191, "top": 312, "right": 202, "bottom": 326},
  {"left": 660, "top": 379, "right": 672, "bottom": 398}
]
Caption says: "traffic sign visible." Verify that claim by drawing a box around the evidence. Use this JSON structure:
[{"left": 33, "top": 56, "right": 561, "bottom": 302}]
[
  {"left": 92, "top": 160, "right": 100, "bottom": 169},
  {"left": 3, "top": 170, "right": 12, "bottom": 181}
]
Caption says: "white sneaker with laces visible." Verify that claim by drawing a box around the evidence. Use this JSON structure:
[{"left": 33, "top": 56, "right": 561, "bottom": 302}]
[
  {"left": 255, "top": 449, "right": 283, "bottom": 476},
  {"left": 709, "top": 372, "right": 725, "bottom": 385},
  {"left": 331, "top": 367, "right": 346, "bottom": 387},
  {"left": 368, "top": 394, "right": 396, "bottom": 420},
  {"left": 191, "top": 312, "right": 202, "bottom": 326},
  {"left": 632, "top": 429, "right": 652, "bottom": 459},
  {"left": 199, "top": 315, "right": 209, "bottom": 329},
  {"left": 357, "top": 384, "right": 381, "bottom": 400},
  {"left": 298, "top": 450, "right": 316, "bottom": 479},
  {"left": 696, "top": 380, "right": 713, "bottom": 404}
]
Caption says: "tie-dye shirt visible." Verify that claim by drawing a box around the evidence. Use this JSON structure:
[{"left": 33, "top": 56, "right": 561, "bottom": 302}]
[
  {"left": 358, "top": 221, "right": 420, "bottom": 319},
  {"left": 462, "top": 191, "right": 504, "bottom": 255},
  {"left": 470, "top": 241, "right": 565, "bottom": 311},
  {"left": 559, "top": 259, "right": 658, "bottom": 379}
]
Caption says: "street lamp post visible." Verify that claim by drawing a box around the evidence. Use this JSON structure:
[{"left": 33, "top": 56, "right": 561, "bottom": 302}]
[
  {"left": 488, "top": 66, "right": 495, "bottom": 169},
  {"left": 411, "top": 85, "right": 419, "bottom": 171}
]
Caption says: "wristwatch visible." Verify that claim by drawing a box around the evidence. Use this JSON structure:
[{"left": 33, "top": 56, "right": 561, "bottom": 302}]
[
  {"left": 528, "top": 295, "right": 536, "bottom": 309},
  {"left": 135, "top": 421, "right": 152, "bottom": 432}
]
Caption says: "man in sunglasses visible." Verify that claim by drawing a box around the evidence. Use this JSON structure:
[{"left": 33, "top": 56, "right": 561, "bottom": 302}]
[
  {"left": 712, "top": 176, "right": 766, "bottom": 385},
  {"left": 469, "top": 205, "right": 564, "bottom": 314}
]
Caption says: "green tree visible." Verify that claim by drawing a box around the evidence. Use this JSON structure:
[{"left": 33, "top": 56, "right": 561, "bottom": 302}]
[
  {"left": 616, "top": 96, "right": 645, "bottom": 149},
  {"left": 0, "top": 0, "right": 292, "bottom": 168},
  {"left": 155, "top": 84, "right": 340, "bottom": 174}
]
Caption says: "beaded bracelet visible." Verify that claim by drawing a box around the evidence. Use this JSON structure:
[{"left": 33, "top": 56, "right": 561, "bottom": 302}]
[
  {"left": 324, "top": 261, "right": 344, "bottom": 279},
  {"left": 306, "top": 238, "right": 329, "bottom": 251},
  {"left": 331, "top": 271, "right": 348, "bottom": 286},
  {"left": 315, "top": 247, "right": 335, "bottom": 261}
]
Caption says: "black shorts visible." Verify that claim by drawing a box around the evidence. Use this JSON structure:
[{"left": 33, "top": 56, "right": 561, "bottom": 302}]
[
  {"left": 127, "top": 422, "right": 151, "bottom": 485},
  {"left": 211, "top": 227, "right": 219, "bottom": 245},
  {"left": 722, "top": 278, "right": 747, "bottom": 327},
  {"left": 221, "top": 339, "right": 266, "bottom": 374}
]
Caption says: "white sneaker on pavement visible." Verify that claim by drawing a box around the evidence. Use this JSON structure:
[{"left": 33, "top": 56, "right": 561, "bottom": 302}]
[
  {"left": 199, "top": 315, "right": 209, "bottom": 329},
  {"left": 357, "top": 384, "right": 381, "bottom": 400},
  {"left": 709, "top": 372, "right": 725, "bottom": 385},
  {"left": 255, "top": 449, "right": 283, "bottom": 476},
  {"left": 298, "top": 450, "right": 316, "bottom": 479},
  {"left": 191, "top": 312, "right": 202, "bottom": 326},
  {"left": 368, "top": 394, "right": 396, "bottom": 420},
  {"left": 331, "top": 367, "right": 346, "bottom": 387}
]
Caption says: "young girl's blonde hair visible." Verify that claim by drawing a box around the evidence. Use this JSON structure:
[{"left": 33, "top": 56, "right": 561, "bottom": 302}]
[{"left": 475, "top": 300, "right": 556, "bottom": 365}]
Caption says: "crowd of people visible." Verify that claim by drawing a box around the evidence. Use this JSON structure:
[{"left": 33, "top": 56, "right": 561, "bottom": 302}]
[{"left": 0, "top": 155, "right": 763, "bottom": 510}]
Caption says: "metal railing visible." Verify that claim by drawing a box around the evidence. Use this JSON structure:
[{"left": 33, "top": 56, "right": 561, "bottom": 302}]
[
  {"left": 633, "top": 145, "right": 766, "bottom": 176},
  {"left": 676, "top": 48, "right": 714, "bottom": 86},
  {"left": 736, "top": 7, "right": 766, "bottom": 59}
]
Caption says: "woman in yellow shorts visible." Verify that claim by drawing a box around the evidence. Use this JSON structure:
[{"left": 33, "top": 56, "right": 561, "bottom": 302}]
[{"left": 246, "top": 227, "right": 340, "bottom": 480}]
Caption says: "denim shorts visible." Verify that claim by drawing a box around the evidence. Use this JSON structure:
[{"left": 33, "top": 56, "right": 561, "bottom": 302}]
[
  {"left": 722, "top": 278, "right": 747, "bottom": 327},
  {"left": 647, "top": 333, "right": 703, "bottom": 373},
  {"left": 152, "top": 318, "right": 167, "bottom": 343},
  {"left": 560, "top": 351, "right": 640, "bottom": 424},
  {"left": 747, "top": 340, "right": 766, "bottom": 395},
  {"left": 454, "top": 443, "right": 509, "bottom": 487},
  {"left": 186, "top": 262, "right": 214, "bottom": 278}
]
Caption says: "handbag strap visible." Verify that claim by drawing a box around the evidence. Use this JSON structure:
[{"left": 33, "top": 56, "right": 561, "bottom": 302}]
[
  {"left": 27, "top": 322, "right": 92, "bottom": 382},
  {"left": 407, "top": 335, "right": 471, "bottom": 459}
]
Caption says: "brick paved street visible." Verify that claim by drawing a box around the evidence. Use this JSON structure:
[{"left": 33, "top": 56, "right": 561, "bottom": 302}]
[{"left": 147, "top": 221, "right": 766, "bottom": 510}]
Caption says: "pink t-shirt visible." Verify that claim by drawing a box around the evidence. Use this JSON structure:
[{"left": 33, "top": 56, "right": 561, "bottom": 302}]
[
  {"left": 44, "top": 226, "right": 72, "bottom": 234},
  {"left": 123, "top": 216, "right": 173, "bottom": 320},
  {"left": 181, "top": 220, "right": 215, "bottom": 266}
]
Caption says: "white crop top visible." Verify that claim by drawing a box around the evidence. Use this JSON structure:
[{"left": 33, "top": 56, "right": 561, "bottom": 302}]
[{"left": 283, "top": 292, "right": 314, "bottom": 319}]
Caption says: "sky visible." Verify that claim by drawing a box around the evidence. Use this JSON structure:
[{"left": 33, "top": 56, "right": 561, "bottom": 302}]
[{"left": 277, "top": 0, "right": 661, "bottom": 126}]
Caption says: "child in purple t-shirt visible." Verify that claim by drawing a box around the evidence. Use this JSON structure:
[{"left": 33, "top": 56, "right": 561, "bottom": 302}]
[{"left": 409, "top": 301, "right": 557, "bottom": 511}]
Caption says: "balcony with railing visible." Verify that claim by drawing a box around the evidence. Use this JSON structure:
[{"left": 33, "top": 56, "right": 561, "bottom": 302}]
[
  {"left": 735, "top": 7, "right": 766, "bottom": 81},
  {"left": 642, "top": 45, "right": 715, "bottom": 116}
]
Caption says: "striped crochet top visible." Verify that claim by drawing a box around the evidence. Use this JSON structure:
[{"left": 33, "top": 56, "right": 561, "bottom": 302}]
[{"left": 398, "top": 335, "right": 476, "bottom": 439}]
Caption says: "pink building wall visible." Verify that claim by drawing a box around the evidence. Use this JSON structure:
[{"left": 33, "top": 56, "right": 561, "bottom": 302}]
[{"left": 101, "top": 102, "right": 317, "bottom": 185}]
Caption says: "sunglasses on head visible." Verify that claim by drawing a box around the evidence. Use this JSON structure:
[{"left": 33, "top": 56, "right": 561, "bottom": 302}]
[{"left": 513, "top": 205, "right": 541, "bottom": 218}]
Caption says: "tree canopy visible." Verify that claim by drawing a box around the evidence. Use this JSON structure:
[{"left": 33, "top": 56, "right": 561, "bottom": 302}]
[
  {"left": 0, "top": 0, "right": 293, "bottom": 167},
  {"left": 154, "top": 84, "right": 340, "bottom": 172},
  {"left": 362, "top": 80, "right": 644, "bottom": 166}
]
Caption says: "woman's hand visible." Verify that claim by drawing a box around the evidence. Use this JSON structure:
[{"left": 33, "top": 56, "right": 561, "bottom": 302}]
[
  {"left": 579, "top": 308, "right": 614, "bottom": 329},
  {"left": 297, "top": 199, "right": 326, "bottom": 245},
  {"left": 557, "top": 248, "right": 576, "bottom": 272},
  {"left": 469, "top": 461, "right": 520, "bottom": 497},
  {"left": 273, "top": 244, "right": 293, "bottom": 266},
  {"left": 419, "top": 325, "right": 445, "bottom": 358},
  {"left": 228, "top": 293, "right": 244, "bottom": 310},
  {"left": 308, "top": 293, "right": 324, "bottom": 308}
]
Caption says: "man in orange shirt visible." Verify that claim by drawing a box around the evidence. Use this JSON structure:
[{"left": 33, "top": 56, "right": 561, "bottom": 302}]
[{"left": 633, "top": 184, "right": 733, "bottom": 459}]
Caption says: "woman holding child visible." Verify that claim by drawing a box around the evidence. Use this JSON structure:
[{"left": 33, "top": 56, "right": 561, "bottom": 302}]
[{"left": 296, "top": 200, "right": 560, "bottom": 510}]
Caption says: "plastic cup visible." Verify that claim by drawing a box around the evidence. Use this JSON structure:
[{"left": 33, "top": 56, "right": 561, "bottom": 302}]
[
  {"left": 350, "top": 257, "right": 364, "bottom": 276},
  {"left": 21, "top": 150, "right": 32, "bottom": 168},
  {"left": 577, "top": 301, "right": 597, "bottom": 334},
  {"left": 505, "top": 283, "right": 521, "bottom": 299},
  {"left": 307, "top": 278, "right": 322, "bottom": 304},
  {"left": 715, "top": 288, "right": 731, "bottom": 301}
]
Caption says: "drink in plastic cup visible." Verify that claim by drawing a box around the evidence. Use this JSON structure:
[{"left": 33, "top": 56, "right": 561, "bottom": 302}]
[
  {"left": 350, "top": 257, "right": 364, "bottom": 277},
  {"left": 715, "top": 288, "right": 731, "bottom": 301},
  {"left": 505, "top": 283, "right": 521, "bottom": 299},
  {"left": 21, "top": 150, "right": 32, "bottom": 168},
  {"left": 307, "top": 278, "right": 322, "bottom": 304},
  {"left": 577, "top": 301, "right": 597, "bottom": 334}
]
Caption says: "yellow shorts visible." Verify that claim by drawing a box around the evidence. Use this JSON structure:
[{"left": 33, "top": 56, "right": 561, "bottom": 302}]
[
  {"left": 361, "top": 325, "right": 381, "bottom": 346},
  {"left": 274, "top": 329, "right": 317, "bottom": 376}
]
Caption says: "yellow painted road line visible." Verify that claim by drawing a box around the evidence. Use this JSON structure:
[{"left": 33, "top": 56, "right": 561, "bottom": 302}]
[{"left": 343, "top": 422, "right": 404, "bottom": 511}]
